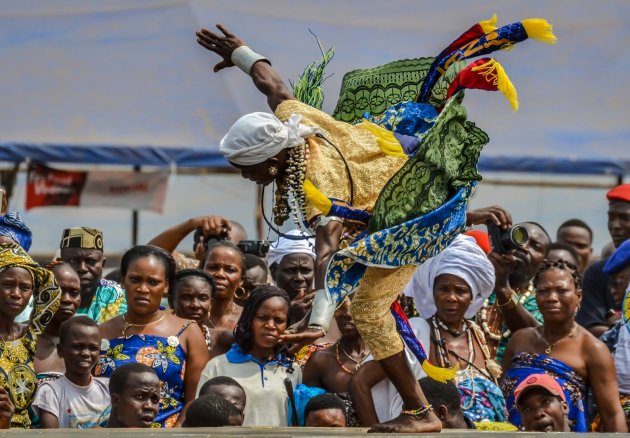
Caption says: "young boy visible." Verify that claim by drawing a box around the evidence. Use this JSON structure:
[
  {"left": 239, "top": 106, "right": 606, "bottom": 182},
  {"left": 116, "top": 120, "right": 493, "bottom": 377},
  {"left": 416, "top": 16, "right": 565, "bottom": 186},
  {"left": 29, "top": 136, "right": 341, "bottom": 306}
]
[
  {"left": 198, "top": 376, "right": 246, "bottom": 417},
  {"left": 304, "top": 394, "right": 347, "bottom": 428},
  {"left": 183, "top": 394, "right": 243, "bottom": 427},
  {"left": 32, "top": 316, "right": 110, "bottom": 428},
  {"left": 106, "top": 363, "right": 160, "bottom": 428}
]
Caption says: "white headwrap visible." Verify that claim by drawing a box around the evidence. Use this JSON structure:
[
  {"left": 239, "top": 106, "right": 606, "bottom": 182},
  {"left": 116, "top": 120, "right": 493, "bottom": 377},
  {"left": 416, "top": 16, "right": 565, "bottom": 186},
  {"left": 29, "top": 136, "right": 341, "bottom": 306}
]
[
  {"left": 403, "top": 234, "right": 495, "bottom": 319},
  {"left": 219, "top": 112, "right": 321, "bottom": 166},
  {"left": 267, "top": 229, "right": 316, "bottom": 268}
]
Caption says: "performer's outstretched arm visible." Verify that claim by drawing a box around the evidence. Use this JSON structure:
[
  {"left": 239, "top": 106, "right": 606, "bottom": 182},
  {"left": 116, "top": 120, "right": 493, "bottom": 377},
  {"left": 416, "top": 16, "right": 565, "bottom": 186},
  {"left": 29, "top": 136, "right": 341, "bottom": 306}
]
[{"left": 196, "top": 24, "right": 294, "bottom": 111}]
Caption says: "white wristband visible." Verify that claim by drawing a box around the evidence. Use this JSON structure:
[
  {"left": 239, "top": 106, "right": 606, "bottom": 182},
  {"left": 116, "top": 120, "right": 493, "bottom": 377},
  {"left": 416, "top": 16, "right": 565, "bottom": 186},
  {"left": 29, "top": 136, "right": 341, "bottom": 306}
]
[
  {"left": 231, "top": 45, "right": 269, "bottom": 75},
  {"left": 308, "top": 289, "right": 336, "bottom": 332}
]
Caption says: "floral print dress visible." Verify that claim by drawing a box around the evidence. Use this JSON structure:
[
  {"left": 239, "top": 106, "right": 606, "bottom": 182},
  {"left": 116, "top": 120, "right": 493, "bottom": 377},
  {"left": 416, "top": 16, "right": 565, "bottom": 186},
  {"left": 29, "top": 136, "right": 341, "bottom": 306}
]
[{"left": 95, "top": 321, "right": 193, "bottom": 428}]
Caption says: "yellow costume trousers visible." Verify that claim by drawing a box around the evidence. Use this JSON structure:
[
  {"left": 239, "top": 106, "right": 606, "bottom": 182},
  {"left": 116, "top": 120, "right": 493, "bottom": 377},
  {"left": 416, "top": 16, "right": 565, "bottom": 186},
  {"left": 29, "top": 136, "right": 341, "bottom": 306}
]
[{"left": 349, "top": 265, "right": 417, "bottom": 360}]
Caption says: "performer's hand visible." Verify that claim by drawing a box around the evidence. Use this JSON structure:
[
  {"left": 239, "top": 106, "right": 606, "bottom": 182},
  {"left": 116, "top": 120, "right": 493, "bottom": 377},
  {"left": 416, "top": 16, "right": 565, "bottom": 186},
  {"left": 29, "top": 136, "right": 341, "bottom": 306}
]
[
  {"left": 466, "top": 205, "right": 512, "bottom": 229},
  {"left": 196, "top": 24, "right": 246, "bottom": 72}
]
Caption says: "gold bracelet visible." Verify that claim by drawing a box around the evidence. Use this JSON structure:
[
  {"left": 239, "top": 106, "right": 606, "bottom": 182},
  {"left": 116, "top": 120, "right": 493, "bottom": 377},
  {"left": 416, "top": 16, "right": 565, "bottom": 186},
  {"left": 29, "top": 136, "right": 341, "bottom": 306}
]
[
  {"left": 401, "top": 405, "right": 433, "bottom": 417},
  {"left": 496, "top": 291, "right": 517, "bottom": 309}
]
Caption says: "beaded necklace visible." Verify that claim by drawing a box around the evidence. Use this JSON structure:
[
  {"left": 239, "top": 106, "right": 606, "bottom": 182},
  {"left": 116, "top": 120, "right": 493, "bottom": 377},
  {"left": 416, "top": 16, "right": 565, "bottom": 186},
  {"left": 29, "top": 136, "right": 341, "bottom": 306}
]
[
  {"left": 479, "top": 282, "right": 534, "bottom": 341},
  {"left": 435, "top": 316, "right": 469, "bottom": 337},
  {"left": 272, "top": 143, "right": 309, "bottom": 228},
  {"left": 429, "top": 316, "right": 474, "bottom": 370},
  {"left": 335, "top": 342, "right": 370, "bottom": 375}
]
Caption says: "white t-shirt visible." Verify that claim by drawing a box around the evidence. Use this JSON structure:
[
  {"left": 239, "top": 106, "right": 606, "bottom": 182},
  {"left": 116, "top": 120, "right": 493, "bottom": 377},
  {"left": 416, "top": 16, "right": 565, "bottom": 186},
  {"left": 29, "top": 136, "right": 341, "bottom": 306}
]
[
  {"left": 614, "top": 325, "right": 630, "bottom": 395},
  {"left": 370, "top": 317, "right": 431, "bottom": 423},
  {"left": 33, "top": 375, "right": 111, "bottom": 428},
  {"left": 197, "top": 349, "right": 302, "bottom": 427}
]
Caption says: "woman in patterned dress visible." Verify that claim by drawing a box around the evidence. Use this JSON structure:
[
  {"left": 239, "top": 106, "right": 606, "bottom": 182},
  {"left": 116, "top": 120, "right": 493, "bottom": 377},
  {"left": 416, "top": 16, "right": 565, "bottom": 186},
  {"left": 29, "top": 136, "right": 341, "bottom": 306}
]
[
  {"left": 502, "top": 260, "right": 626, "bottom": 432},
  {"left": 96, "top": 245, "right": 209, "bottom": 428},
  {"left": 0, "top": 243, "right": 61, "bottom": 428}
]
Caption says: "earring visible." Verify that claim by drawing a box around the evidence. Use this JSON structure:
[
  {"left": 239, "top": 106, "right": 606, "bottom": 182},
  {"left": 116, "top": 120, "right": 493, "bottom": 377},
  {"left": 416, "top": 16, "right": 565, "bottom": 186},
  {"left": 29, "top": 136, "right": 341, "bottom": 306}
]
[
  {"left": 268, "top": 166, "right": 278, "bottom": 177},
  {"left": 234, "top": 287, "right": 247, "bottom": 300}
]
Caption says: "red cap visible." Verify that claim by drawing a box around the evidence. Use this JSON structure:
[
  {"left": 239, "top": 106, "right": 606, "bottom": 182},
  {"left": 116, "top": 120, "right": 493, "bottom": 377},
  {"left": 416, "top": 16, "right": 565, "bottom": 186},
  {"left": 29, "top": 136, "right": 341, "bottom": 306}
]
[
  {"left": 464, "top": 230, "right": 491, "bottom": 254},
  {"left": 607, "top": 184, "right": 630, "bottom": 203},
  {"left": 514, "top": 374, "right": 566, "bottom": 405}
]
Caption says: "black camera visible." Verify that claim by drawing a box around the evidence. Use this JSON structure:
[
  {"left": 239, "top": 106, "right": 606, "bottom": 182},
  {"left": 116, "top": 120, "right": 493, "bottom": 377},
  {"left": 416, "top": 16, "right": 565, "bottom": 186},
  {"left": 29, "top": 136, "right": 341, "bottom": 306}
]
[
  {"left": 237, "top": 240, "right": 271, "bottom": 258},
  {"left": 193, "top": 227, "right": 228, "bottom": 251},
  {"left": 487, "top": 222, "right": 529, "bottom": 254}
]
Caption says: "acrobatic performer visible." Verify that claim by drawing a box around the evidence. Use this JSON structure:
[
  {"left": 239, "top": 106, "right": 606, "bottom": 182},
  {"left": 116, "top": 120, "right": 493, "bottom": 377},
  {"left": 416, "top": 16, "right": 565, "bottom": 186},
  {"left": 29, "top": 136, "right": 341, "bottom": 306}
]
[{"left": 196, "top": 15, "right": 555, "bottom": 432}]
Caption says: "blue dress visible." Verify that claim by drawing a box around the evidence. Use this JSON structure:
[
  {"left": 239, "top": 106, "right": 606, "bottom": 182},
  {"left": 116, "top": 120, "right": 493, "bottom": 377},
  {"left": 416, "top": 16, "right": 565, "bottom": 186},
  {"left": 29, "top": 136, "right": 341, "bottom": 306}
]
[
  {"left": 501, "top": 352, "right": 588, "bottom": 432},
  {"left": 95, "top": 321, "right": 193, "bottom": 428}
]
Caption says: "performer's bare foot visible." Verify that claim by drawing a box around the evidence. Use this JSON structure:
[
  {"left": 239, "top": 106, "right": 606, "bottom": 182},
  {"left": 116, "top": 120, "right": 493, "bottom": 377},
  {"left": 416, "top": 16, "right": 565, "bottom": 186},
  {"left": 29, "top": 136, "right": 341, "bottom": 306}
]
[{"left": 368, "top": 411, "right": 442, "bottom": 433}]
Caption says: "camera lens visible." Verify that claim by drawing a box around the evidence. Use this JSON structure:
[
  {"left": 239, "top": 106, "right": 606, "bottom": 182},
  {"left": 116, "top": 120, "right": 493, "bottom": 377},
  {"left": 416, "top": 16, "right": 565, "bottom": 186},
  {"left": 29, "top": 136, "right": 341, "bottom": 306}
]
[{"left": 510, "top": 225, "right": 529, "bottom": 247}]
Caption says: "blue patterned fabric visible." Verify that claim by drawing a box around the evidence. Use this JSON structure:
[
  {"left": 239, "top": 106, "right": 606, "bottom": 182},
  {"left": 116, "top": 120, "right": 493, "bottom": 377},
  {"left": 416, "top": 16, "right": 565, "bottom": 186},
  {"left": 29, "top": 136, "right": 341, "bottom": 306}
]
[
  {"left": 95, "top": 321, "right": 193, "bottom": 428},
  {"left": 325, "top": 183, "right": 474, "bottom": 306},
  {"left": 362, "top": 101, "right": 438, "bottom": 139},
  {"left": 0, "top": 212, "right": 32, "bottom": 251},
  {"left": 501, "top": 352, "right": 587, "bottom": 432},
  {"left": 458, "top": 374, "right": 507, "bottom": 422}
]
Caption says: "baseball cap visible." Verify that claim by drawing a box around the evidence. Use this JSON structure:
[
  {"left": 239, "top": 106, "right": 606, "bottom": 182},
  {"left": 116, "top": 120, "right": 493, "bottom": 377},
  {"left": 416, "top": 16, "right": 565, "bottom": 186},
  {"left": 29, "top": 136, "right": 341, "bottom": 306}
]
[
  {"left": 607, "top": 184, "right": 630, "bottom": 203},
  {"left": 514, "top": 374, "right": 566, "bottom": 405}
]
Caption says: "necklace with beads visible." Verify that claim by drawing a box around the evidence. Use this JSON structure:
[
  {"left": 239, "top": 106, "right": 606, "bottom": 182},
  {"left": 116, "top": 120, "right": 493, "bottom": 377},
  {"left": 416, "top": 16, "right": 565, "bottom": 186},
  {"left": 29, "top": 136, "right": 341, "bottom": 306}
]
[
  {"left": 335, "top": 342, "right": 370, "bottom": 375},
  {"left": 479, "top": 282, "right": 534, "bottom": 341},
  {"left": 272, "top": 142, "right": 309, "bottom": 228},
  {"left": 435, "top": 316, "right": 469, "bottom": 337},
  {"left": 430, "top": 316, "right": 474, "bottom": 370}
]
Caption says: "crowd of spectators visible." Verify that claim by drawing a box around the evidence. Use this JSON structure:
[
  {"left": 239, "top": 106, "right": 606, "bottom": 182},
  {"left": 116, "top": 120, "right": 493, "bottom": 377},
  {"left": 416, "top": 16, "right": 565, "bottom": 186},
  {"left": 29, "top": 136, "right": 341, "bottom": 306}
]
[{"left": 0, "top": 182, "right": 630, "bottom": 432}]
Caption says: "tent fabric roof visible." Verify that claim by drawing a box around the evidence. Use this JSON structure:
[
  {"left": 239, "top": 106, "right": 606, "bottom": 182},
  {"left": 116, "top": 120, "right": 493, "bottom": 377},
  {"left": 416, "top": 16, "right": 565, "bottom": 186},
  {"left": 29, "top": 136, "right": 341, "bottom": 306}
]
[{"left": 1, "top": 0, "right": 628, "bottom": 174}]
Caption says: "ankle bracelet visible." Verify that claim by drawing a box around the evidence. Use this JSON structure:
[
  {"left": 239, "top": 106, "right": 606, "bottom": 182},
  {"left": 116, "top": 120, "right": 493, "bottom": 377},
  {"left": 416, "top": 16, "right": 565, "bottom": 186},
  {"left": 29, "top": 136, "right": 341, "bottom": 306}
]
[{"left": 401, "top": 404, "right": 433, "bottom": 417}]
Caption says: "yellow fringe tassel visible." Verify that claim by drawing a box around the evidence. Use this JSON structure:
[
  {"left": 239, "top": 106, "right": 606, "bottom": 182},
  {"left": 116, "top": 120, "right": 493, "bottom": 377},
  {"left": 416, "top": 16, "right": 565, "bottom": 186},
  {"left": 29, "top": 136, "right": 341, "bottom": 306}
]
[
  {"left": 421, "top": 360, "right": 458, "bottom": 382},
  {"left": 522, "top": 18, "right": 557, "bottom": 44},
  {"left": 472, "top": 58, "right": 519, "bottom": 111},
  {"left": 303, "top": 179, "right": 332, "bottom": 215},
  {"left": 360, "top": 120, "right": 407, "bottom": 158},
  {"left": 479, "top": 13, "right": 498, "bottom": 34}
]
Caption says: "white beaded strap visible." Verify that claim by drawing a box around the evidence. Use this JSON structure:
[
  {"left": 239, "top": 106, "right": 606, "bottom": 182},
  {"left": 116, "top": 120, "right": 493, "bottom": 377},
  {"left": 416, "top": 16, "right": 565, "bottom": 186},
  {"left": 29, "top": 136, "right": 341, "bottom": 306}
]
[{"left": 231, "top": 45, "right": 269, "bottom": 75}]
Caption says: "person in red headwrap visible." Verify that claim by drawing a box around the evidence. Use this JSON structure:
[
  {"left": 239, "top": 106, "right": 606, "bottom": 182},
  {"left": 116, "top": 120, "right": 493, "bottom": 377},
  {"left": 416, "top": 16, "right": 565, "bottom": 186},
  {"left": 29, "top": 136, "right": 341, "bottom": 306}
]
[{"left": 576, "top": 184, "right": 630, "bottom": 338}]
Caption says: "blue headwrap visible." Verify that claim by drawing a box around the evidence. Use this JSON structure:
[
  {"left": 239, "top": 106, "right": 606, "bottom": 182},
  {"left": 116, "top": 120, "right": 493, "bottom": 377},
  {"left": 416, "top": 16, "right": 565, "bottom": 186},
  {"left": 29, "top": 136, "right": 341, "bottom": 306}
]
[
  {"left": 0, "top": 212, "right": 32, "bottom": 251},
  {"left": 604, "top": 239, "right": 630, "bottom": 275}
]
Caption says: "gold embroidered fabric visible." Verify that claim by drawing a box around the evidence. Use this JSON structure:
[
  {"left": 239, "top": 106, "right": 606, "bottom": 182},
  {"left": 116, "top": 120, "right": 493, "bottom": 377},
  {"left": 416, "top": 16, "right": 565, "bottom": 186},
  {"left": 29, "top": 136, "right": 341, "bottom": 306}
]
[
  {"left": 349, "top": 265, "right": 416, "bottom": 360},
  {"left": 275, "top": 100, "right": 407, "bottom": 220}
]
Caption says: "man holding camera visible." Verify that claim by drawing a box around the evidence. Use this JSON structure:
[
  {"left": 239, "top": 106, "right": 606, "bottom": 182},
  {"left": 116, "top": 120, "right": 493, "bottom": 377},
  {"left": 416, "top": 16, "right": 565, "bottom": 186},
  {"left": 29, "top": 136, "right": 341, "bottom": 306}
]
[
  {"left": 472, "top": 214, "right": 552, "bottom": 363},
  {"left": 148, "top": 215, "right": 247, "bottom": 270}
]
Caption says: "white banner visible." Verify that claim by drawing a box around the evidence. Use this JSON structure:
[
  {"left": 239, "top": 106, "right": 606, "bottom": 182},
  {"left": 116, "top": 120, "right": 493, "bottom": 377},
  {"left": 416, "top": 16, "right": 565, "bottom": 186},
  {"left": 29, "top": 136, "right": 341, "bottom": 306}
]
[
  {"left": 80, "top": 171, "right": 169, "bottom": 213},
  {"left": 26, "top": 164, "right": 169, "bottom": 213}
]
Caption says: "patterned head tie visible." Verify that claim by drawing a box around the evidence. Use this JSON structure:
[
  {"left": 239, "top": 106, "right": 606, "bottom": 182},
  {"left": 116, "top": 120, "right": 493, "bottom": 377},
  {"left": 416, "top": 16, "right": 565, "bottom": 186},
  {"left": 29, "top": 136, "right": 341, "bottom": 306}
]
[
  {"left": 0, "top": 212, "right": 32, "bottom": 252},
  {"left": 0, "top": 242, "right": 58, "bottom": 296},
  {"left": 59, "top": 227, "right": 104, "bottom": 251}
]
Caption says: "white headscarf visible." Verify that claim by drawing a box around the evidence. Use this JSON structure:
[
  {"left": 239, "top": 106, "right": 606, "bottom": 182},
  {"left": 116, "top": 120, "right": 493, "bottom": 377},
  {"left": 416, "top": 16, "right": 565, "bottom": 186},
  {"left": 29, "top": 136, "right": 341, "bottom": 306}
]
[
  {"left": 219, "top": 112, "right": 321, "bottom": 166},
  {"left": 403, "top": 234, "right": 495, "bottom": 319},
  {"left": 267, "top": 229, "right": 316, "bottom": 268}
]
